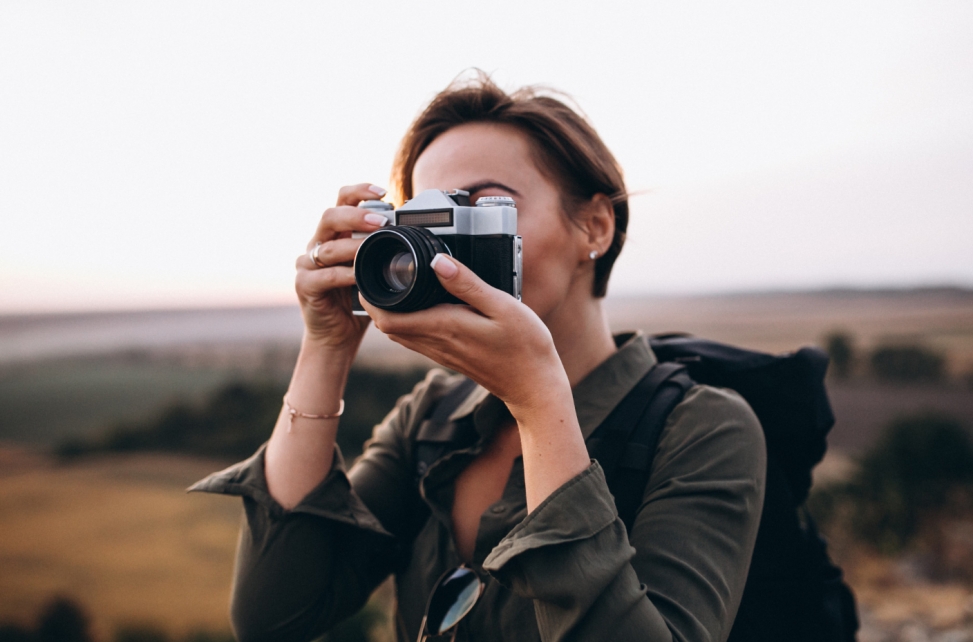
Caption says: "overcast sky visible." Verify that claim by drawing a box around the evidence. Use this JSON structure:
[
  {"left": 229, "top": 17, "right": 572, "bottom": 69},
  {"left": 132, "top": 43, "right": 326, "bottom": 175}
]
[{"left": 2, "top": 1, "right": 971, "bottom": 313}]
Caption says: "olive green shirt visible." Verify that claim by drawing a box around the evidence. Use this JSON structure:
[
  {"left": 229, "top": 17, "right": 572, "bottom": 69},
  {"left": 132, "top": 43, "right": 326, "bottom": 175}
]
[{"left": 190, "top": 332, "right": 766, "bottom": 642}]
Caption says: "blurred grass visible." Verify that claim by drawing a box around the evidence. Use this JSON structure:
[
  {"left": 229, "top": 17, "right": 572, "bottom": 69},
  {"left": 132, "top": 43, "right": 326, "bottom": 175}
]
[
  {"left": 0, "top": 449, "right": 397, "bottom": 642},
  {"left": 0, "top": 453, "right": 241, "bottom": 641}
]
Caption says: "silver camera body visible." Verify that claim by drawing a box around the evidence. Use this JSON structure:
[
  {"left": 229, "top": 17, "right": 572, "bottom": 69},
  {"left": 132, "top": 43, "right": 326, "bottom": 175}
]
[{"left": 352, "top": 189, "right": 522, "bottom": 314}]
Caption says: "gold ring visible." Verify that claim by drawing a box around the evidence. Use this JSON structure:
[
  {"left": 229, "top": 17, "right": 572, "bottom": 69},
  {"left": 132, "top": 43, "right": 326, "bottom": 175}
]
[{"left": 308, "top": 243, "right": 326, "bottom": 268}]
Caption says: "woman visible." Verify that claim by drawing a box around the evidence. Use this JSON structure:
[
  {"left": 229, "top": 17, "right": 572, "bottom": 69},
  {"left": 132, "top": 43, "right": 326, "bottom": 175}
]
[{"left": 192, "top": 74, "right": 766, "bottom": 642}]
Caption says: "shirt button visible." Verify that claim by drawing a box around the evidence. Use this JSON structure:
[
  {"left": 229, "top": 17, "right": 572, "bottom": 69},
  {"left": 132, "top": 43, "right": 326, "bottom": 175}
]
[{"left": 490, "top": 505, "right": 506, "bottom": 514}]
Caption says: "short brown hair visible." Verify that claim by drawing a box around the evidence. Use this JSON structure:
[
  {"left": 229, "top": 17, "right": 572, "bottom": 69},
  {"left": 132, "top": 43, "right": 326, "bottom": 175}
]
[{"left": 391, "top": 72, "right": 628, "bottom": 298}]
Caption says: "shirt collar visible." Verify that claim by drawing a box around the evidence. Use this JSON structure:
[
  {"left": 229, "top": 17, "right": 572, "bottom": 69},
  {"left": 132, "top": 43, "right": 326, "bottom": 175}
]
[{"left": 448, "top": 331, "right": 657, "bottom": 441}]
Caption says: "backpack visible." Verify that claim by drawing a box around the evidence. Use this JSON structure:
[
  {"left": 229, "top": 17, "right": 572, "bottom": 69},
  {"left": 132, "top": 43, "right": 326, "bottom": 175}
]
[{"left": 414, "top": 335, "right": 859, "bottom": 642}]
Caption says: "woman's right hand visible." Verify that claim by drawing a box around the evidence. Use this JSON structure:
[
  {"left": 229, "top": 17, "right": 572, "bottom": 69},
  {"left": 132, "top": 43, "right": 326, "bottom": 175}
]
[
  {"left": 296, "top": 183, "right": 391, "bottom": 351},
  {"left": 268, "top": 183, "right": 388, "bottom": 509}
]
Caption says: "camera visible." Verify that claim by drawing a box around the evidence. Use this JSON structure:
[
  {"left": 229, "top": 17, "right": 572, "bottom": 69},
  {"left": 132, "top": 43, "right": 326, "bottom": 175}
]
[{"left": 352, "top": 189, "right": 522, "bottom": 314}]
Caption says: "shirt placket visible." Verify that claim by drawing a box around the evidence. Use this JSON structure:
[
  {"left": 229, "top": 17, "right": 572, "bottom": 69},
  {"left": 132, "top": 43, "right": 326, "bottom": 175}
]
[{"left": 472, "top": 457, "right": 527, "bottom": 567}]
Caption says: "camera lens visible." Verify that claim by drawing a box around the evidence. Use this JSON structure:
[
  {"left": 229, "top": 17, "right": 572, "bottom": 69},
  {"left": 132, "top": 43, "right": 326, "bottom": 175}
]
[
  {"left": 383, "top": 251, "right": 416, "bottom": 292},
  {"left": 354, "top": 227, "right": 450, "bottom": 312}
]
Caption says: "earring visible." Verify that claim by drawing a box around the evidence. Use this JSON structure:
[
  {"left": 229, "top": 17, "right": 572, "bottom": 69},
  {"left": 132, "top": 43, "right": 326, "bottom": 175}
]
[{"left": 589, "top": 250, "right": 598, "bottom": 260}]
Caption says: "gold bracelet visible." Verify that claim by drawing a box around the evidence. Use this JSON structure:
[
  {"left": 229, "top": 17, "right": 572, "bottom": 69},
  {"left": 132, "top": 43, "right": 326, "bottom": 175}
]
[{"left": 283, "top": 395, "right": 345, "bottom": 432}]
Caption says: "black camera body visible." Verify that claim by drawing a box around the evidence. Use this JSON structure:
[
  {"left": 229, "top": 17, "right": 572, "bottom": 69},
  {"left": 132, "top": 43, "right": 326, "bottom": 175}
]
[{"left": 353, "top": 189, "right": 522, "bottom": 314}]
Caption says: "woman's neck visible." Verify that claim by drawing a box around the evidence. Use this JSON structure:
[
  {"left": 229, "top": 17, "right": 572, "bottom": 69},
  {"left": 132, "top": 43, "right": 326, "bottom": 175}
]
[{"left": 545, "top": 293, "right": 617, "bottom": 388}]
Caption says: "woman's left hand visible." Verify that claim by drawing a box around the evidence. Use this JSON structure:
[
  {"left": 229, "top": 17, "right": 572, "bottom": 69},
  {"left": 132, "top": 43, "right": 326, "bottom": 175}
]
[
  {"left": 364, "top": 253, "right": 591, "bottom": 511},
  {"left": 361, "top": 254, "right": 569, "bottom": 420}
]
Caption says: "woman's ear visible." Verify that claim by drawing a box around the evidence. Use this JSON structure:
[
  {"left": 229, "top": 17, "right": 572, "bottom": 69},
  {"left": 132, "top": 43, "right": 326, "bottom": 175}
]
[{"left": 580, "top": 193, "right": 615, "bottom": 259}]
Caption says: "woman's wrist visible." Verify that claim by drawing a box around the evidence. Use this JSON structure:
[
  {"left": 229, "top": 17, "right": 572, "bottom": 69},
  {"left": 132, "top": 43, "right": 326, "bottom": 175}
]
[
  {"left": 281, "top": 333, "right": 359, "bottom": 414},
  {"left": 502, "top": 359, "right": 574, "bottom": 423},
  {"left": 300, "top": 327, "right": 363, "bottom": 365}
]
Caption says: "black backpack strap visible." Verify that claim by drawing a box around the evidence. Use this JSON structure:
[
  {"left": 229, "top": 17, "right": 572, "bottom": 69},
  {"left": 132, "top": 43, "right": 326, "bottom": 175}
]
[
  {"left": 414, "top": 377, "right": 479, "bottom": 478},
  {"left": 610, "top": 366, "right": 695, "bottom": 531},
  {"left": 586, "top": 363, "right": 695, "bottom": 531}
]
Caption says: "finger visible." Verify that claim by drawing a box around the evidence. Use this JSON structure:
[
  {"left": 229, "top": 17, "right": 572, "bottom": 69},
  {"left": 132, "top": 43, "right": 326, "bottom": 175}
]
[
  {"left": 296, "top": 238, "right": 362, "bottom": 270},
  {"left": 370, "top": 316, "right": 473, "bottom": 371},
  {"left": 359, "top": 297, "right": 495, "bottom": 362},
  {"left": 337, "top": 183, "right": 387, "bottom": 207},
  {"left": 310, "top": 205, "right": 388, "bottom": 247},
  {"left": 296, "top": 265, "right": 357, "bottom": 296},
  {"left": 429, "top": 254, "right": 510, "bottom": 317},
  {"left": 384, "top": 333, "right": 467, "bottom": 373}
]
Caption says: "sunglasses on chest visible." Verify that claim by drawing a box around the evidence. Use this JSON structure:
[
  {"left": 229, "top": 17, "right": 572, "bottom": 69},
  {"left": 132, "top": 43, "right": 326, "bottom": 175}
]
[{"left": 417, "top": 565, "right": 485, "bottom": 642}]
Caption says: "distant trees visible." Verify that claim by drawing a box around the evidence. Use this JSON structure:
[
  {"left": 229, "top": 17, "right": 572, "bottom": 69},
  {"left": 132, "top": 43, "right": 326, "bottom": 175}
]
[
  {"left": 850, "top": 412, "right": 973, "bottom": 551},
  {"left": 56, "top": 382, "right": 285, "bottom": 461},
  {"left": 870, "top": 344, "right": 945, "bottom": 383},
  {"left": 824, "top": 332, "right": 855, "bottom": 379},
  {"left": 810, "top": 411, "right": 973, "bottom": 573},
  {"left": 0, "top": 596, "right": 92, "bottom": 642},
  {"left": 822, "top": 330, "right": 949, "bottom": 383},
  {"left": 58, "top": 366, "right": 429, "bottom": 462}
]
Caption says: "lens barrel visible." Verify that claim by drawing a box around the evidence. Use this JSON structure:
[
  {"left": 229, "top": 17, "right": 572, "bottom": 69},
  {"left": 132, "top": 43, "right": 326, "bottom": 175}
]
[{"left": 354, "top": 226, "right": 449, "bottom": 312}]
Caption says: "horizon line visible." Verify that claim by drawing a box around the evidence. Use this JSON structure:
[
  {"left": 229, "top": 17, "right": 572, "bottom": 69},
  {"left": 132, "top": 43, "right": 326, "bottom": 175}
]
[{"left": 3, "top": 283, "right": 972, "bottom": 321}]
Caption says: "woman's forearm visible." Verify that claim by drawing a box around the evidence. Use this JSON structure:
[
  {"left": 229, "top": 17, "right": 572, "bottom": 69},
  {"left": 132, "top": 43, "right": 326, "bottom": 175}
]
[
  {"left": 510, "top": 374, "right": 592, "bottom": 513},
  {"left": 264, "top": 334, "right": 359, "bottom": 509}
]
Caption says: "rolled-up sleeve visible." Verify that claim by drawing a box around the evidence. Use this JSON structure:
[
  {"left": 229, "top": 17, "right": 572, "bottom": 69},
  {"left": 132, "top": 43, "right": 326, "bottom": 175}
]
[
  {"left": 187, "top": 369, "right": 458, "bottom": 642},
  {"left": 188, "top": 445, "right": 394, "bottom": 642},
  {"left": 483, "top": 385, "right": 766, "bottom": 642}
]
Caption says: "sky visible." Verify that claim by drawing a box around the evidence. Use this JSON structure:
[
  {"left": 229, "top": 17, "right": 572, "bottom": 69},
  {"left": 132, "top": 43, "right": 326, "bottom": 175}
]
[{"left": 1, "top": 1, "right": 971, "bottom": 314}]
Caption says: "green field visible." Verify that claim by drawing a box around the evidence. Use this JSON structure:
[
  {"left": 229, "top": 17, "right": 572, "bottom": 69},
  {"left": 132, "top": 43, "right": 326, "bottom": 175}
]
[{"left": 0, "top": 355, "right": 257, "bottom": 446}]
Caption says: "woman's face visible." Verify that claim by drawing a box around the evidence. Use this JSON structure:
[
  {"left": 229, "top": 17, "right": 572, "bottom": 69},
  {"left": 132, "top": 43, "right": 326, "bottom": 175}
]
[{"left": 411, "top": 122, "right": 592, "bottom": 323}]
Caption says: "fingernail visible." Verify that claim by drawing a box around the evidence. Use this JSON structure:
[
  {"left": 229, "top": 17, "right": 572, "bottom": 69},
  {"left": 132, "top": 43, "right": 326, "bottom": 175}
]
[
  {"left": 368, "top": 185, "right": 387, "bottom": 197},
  {"left": 431, "top": 253, "right": 457, "bottom": 278},
  {"left": 364, "top": 213, "right": 388, "bottom": 227}
]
